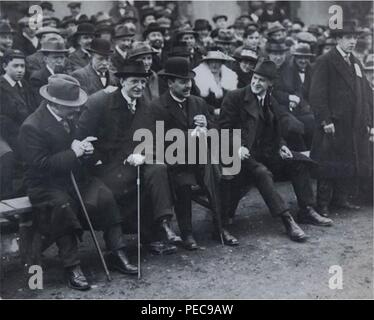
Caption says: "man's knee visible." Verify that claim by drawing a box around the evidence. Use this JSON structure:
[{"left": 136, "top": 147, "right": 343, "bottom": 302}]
[{"left": 252, "top": 165, "right": 273, "bottom": 180}]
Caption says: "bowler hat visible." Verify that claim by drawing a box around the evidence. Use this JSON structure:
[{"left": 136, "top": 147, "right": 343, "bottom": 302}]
[
  {"left": 168, "top": 43, "right": 191, "bottom": 58},
  {"left": 87, "top": 38, "right": 113, "bottom": 56},
  {"left": 143, "top": 22, "right": 165, "bottom": 39},
  {"left": 250, "top": 60, "right": 278, "bottom": 80},
  {"left": 158, "top": 57, "right": 195, "bottom": 79},
  {"left": 291, "top": 43, "right": 315, "bottom": 57},
  {"left": 114, "top": 60, "right": 151, "bottom": 78},
  {"left": 40, "top": 1, "right": 55, "bottom": 12},
  {"left": 127, "top": 42, "right": 157, "bottom": 60},
  {"left": 141, "top": 8, "right": 156, "bottom": 23},
  {"left": 0, "top": 22, "right": 14, "bottom": 34},
  {"left": 194, "top": 19, "right": 212, "bottom": 32},
  {"left": 212, "top": 14, "right": 228, "bottom": 23},
  {"left": 74, "top": 22, "right": 95, "bottom": 37},
  {"left": 330, "top": 19, "right": 362, "bottom": 37},
  {"left": 39, "top": 74, "right": 87, "bottom": 107},
  {"left": 40, "top": 39, "right": 69, "bottom": 53}
]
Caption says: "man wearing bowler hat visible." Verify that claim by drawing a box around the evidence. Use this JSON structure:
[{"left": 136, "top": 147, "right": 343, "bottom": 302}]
[
  {"left": 110, "top": 25, "right": 136, "bottom": 73},
  {"left": 150, "top": 57, "right": 239, "bottom": 249},
  {"left": 18, "top": 74, "right": 138, "bottom": 291},
  {"left": 219, "top": 60, "right": 333, "bottom": 242},
  {"left": 309, "top": 20, "right": 373, "bottom": 216},
  {"left": 77, "top": 60, "right": 181, "bottom": 255},
  {"left": 143, "top": 22, "right": 166, "bottom": 72},
  {"left": 71, "top": 38, "right": 116, "bottom": 96},
  {"left": 68, "top": 23, "right": 95, "bottom": 72}
]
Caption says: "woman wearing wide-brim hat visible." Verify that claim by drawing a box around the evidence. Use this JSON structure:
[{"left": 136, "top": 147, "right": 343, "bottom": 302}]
[
  {"left": 232, "top": 48, "right": 259, "bottom": 88},
  {"left": 193, "top": 50, "right": 238, "bottom": 114}
]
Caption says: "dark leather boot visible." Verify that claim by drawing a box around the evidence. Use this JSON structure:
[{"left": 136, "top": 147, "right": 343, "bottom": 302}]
[
  {"left": 106, "top": 249, "right": 138, "bottom": 275},
  {"left": 182, "top": 234, "right": 198, "bottom": 251},
  {"left": 159, "top": 219, "right": 182, "bottom": 244},
  {"left": 317, "top": 206, "right": 331, "bottom": 217},
  {"left": 65, "top": 265, "right": 90, "bottom": 291},
  {"left": 281, "top": 212, "right": 308, "bottom": 242},
  {"left": 298, "top": 206, "right": 333, "bottom": 226},
  {"left": 213, "top": 228, "right": 239, "bottom": 246},
  {"left": 146, "top": 241, "right": 177, "bottom": 255}
]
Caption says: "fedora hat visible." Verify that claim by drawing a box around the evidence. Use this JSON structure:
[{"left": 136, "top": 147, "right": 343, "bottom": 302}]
[
  {"left": 127, "top": 42, "right": 157, "bottom": 60},
  {"left": 74, "top": 22, "right": 95, "bottom": 37},
  {"left": 265, "top": 41, "right": 289, "bottom": 53},
  {"left": 87, "top": 38, "right": 113, "bottom": 56},
  {"left": 291, "top": 43, "right": 315, "bottom": 57},
  {"left": 250, "top": 60, "right": 278, "bottom": 80},
  {"left": 114, "top": 60, "right": 151, "bottom": 78},
  {"left": 0, "top": 22, "right": 15, "bottom": 34},
  {"left": 40, "top": 39, "right": 69, "bottom": 53},
  {"left": 175, "top": 26, "right": 198, "bottom": 40},
  {"left": 194, "top": 19, "right": 212, "bottom": 32},
  {"left": 40, "top": 74, "right": 87, "bottom": 107},
  {"left": 233, "top": 47, "right": 258, "bottom": 62},
  {"left": 158, "top": 57, "right": 195, "bottom": 79},
  {"left": 143, "top": 22, "right": 165, "bottom": 39},
  {"left": 212, "top": 14, "right": 228, "bottom": 23},
  {"left": 266, "top": 21, "right": 286, "bottom": 36},
  {"left": 296, "top": 31, "right": 317, "bottom": 44},
  {"left": 330, "top": 19, "right": 362, "bottom": 37},
  {"left": 35, "top": 26, "right": 61, "bottom": 38},
  {"left": 200, "top": 50, "right": 235, "bottom": 63}
]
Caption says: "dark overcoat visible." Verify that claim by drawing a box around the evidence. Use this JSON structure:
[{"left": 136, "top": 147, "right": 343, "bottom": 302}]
[
  {"left": 309, "top": 47, "right": 372, "bottom": 178},
  {"left": 68, "top": 48, "right": 91, "bottom": 72}
]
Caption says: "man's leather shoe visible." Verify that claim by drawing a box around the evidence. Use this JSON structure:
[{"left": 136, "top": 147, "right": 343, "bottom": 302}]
[
  {"left": 213, "top": 229, "right": 239, "bottom": 246},
  {"left": 106, "top": 250, "right": 138, "bottom": 275},
  {"left": 182, "top": 235, "right": 198, "bottom": 250},
  {"left": 317, "top": 206, "right": 330, "bottom": 217},
  {"left": 298, "top": 206, "right": 333, "bottom": 227},
  {"left": 331, "top": 201, "right": 360, "bottom": 210},
  {"left": 281, "top": 212, "right": 308, "bottom": 242},
  {"left": 66, "top": 265, "right": 90, "bottom": 291},
  {"left": 147, "top": 241, "right": 177, "bottom": 255},
  {"left": 160, "top": 219, "right": 182, "bottom": 244}
]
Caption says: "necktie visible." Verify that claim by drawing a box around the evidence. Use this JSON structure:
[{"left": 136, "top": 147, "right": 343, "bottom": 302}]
[
  {"left": 61, "top": 119, "right": 71, "bottom": 134},
  {"left": 128, "top": 100, "right": 136, "bottom": 114},
  {"left": 344, "top": 54, "right": 351, "bottom": 67},
  {"left": 178, "top": 100, "right": 188, "bottom": 118},
  {"left": 99, "top": 73, "right": 107, "bottom": 87}
]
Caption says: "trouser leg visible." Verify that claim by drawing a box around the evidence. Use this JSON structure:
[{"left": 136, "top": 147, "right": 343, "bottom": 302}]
[
  {"left": 103, "top": 224, "right": 126, "bottom": 252},
  {"left": 174, "top": 185, "right": 193, "bottom": 237},
  {"left": 56, "top": 234, "right": 80, "bottom": 268},
  {"left": 317, "top": 179, "right": 334, "bottom": 208}
]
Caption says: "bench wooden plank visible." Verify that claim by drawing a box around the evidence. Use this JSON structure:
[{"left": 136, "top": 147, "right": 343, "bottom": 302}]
[
  {"left": 1, "top": 197, "right": 32, "bottom": 215},
  {"left": 0, "top": 202, "right": 15, "bottom": 215}
]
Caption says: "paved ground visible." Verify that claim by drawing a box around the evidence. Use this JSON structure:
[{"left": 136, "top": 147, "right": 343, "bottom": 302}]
[{"left": 1, "top": 182, "right": 373, "bottom": 299}]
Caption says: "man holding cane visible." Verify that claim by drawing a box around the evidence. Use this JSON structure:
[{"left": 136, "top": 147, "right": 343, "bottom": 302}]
[{"left": 18, "top": 74, "right": 137, "bottom": 291}]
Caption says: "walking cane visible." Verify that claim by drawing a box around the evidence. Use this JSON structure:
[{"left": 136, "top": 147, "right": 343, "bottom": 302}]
[
  {"left": 137, "top": 165, "right": 141, "bottom": 279},
  {"left": 70, "top": 171, "right": 112, "bottom": 282}
]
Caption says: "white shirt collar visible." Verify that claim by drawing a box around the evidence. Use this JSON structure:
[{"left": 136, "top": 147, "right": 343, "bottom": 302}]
[
  {"left": 115, "top": 45, "right": 127, "bottom": 59},
  {"left": 3, "top": 73, "right": 22, "bottom": 88},
  {"left": 170, "top": 91, "right": 186, "bottom": 103},
  {"left": 81, "top": 48, "right": 91, "bottom": 57},
  {"left": 336, "top": 45, "right": 350, "bottom": 59},
  {"left": 46, "top": 64, "right": 55, "bottom": 75},
  {"left": 46, "top": 104, "right": 63, "bottom": 122}
]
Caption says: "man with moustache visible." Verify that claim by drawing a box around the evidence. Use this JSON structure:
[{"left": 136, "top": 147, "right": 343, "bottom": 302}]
[
  {"left": 110, "top": 25, "right": 136, "bottom": 73},
  {"left": 71, "top": 38, "right": 116, "bottom": 96},
  {"left": 309, "top": 20, "right": 373, "bottom": 216},
  {"left": 143, "top": 22, "right": 166, "bottom": 72},
  {"left": 219, "top": 60, "right": 333, "bottom": 242},
  {"left": 77, "top": 60, "right": 180, "bottom": 255}
]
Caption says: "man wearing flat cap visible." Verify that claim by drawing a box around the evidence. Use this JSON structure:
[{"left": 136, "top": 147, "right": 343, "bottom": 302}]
[
  {"left": 71, "top": 38, "right": 116, "bottom": 96},
  {"left": 219, "top": 60, "right": 333, "bottom": 243},
  {"left": 150, "top": 57, "right": 239, "bottom": 250},
  {"left": 309, "top": 20, "right": 373, "bottom": 216},
  {"left": 77, "top": 60, "right": 181, "bottom": 255},
  {"left": 18, "top": 74, "right": 138, "bottom": 291}
]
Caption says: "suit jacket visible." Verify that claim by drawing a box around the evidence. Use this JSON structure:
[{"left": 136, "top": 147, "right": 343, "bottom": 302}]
[
  {"left": 13, "top": 33, "right": 38, "bottom": 56},
  {"left": 0, "top": 76, "right": 37, "bottom": 154},
  {"left": 219, "top": 86, "right": 286, "bottom": 159},
  {"left": 29, "top": 65, "right": 53, "bottom": 104},
  {"left": 68, "top": 48, "right": 91, "bottom": 72},
  {"left": 143, "top": 70, "right": 160, "bottom": 105},
  {"left": 309, "top": 47, "right": 372, "bottom": 178},
  {"left": 72, "top": 63, "right": 117, "bottom": 96},
  {"left": 25, "top": 51, "right": 44, "bottom": 78},
  {"left": 77, "top": 87, "right": 153, "bottom": 166}
]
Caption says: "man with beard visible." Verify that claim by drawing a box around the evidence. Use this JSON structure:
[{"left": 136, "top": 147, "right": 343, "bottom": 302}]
[
  {"left": 309, "top": 20, "right": 373, "bottom": 216},
  {"left": 175, "top": 26, "right": 204, "bottom": 68},
  {"left": 0, "top": 22, "right": 14, "bottom": 74},
  {"left": 150, "top": 57, "right": 239, "bottom": 250},
  {"left": 68, "top": 23, "right": 95, "bottom": 72},
  {"left": 29, "top": 39, "right": 71, "bottom": 104},
  {"left": 219, "top": 60, "right": 333, "bottom": 242},
  {"left": 72, "top": 38, "right": 116, "bottom": 96},
  {"left": 110, "top": 25, "right": 136, "bottom": 73},
  {"left": 143, "top": 22, "right": 166, "bottom": 72},
  {"left": 0, "top": 49, "right": 37, "bottom": 198},
  {"left": 77, "top": 60, "right": 180, "bottom": 255}
]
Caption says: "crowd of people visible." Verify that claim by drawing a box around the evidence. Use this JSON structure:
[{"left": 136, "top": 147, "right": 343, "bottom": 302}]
[{"left": 0, "top": 1, "right": 373, "bottom": 291}]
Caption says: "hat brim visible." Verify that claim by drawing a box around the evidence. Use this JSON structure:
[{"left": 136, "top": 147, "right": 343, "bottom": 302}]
[
  {"left": 201, "top": 57, "right": 230, "bottom": 63},
  {"left": 114, "top": 71, "right": 152, "bottom": 78},
  {"left": 41, "top": 49, "right": 69, "bottom": 53},
  {"left": 158, "top": 70, "right": 196, "bottom": 79},
  {"left": 87, "top": 48, "right": 113, "bottom": 56},
  {"left": 128, "top": 50, "right": 158, "bottom": 59},
  {"left": 249, "top": 69, "right": 277, "bottom": 80},
  {"left": 177, "top": 31, "right": 198, "bottom": 38},
  {"left": 292, "top": 52, "right": 315, "bottom": 57},
  {"left": 39, "top": 85, "right": 87, "bottom": 107}
]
